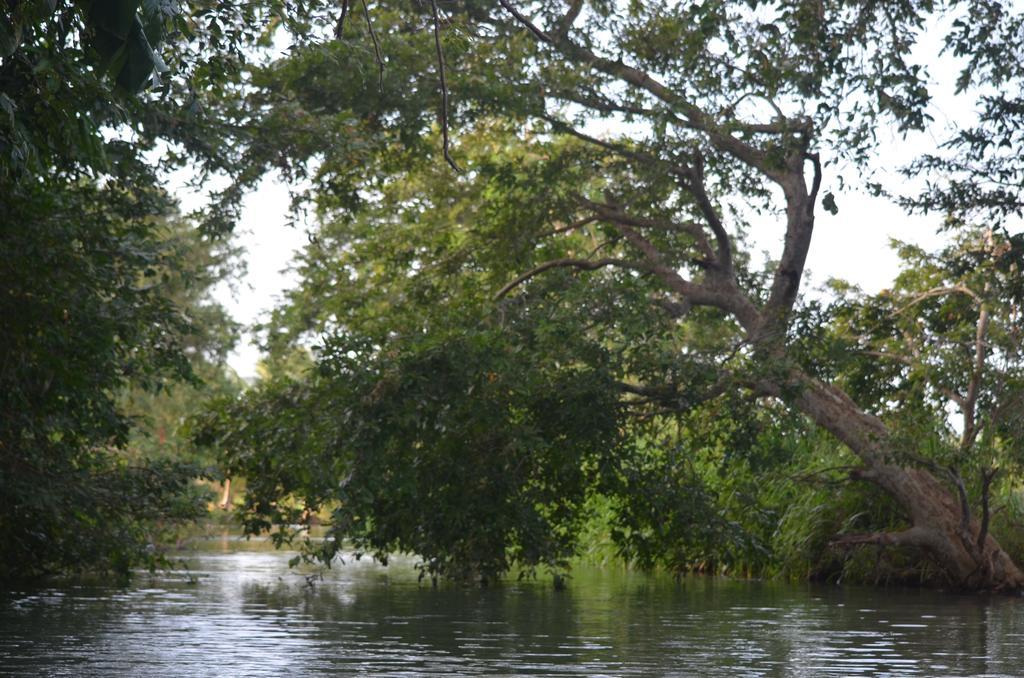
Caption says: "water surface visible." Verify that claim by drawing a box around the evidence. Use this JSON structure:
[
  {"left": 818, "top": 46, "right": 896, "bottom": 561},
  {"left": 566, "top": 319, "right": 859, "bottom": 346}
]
[{"left": 2, "top": 535, "right": 1023, "bottom": 676}]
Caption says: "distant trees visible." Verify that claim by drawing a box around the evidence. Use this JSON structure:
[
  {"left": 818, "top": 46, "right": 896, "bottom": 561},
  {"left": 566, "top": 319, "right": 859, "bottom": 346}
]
[{"left": 0, "top": 0, "right": 242, "bottom": 580}]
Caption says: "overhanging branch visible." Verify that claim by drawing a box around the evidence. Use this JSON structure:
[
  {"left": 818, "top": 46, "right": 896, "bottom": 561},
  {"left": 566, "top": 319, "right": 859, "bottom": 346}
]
[
  {"left": 429, "top": 0, "right": 461, "bottom": 171},
  {"left": 579, "top": 197, "right": 715, "bottom": 263},
  {"left": 494, "top": 257, "right": 644, "bottom": 299},
  {"left": 495, "top": 0, "right": 794, "bottom": 182}
]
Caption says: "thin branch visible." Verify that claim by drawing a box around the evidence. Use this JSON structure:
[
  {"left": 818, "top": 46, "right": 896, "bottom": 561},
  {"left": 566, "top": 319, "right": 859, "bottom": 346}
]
[
  {"left": 429, "top": 0, "right": 461, "bottom": 171},
  {"left": 540, "top": 114, "right": 689, "bottom": 174},
  {"left": 723, "top": 91, "right": 796, "bottom": 132},
  {"left": 537, "top": 215, "right": 597, "bottom": 239},
  {"left": 578, "top": 197, "right": 715, "bottom": 262},
  {"left": 585, "top": 235, "right": 621, "bottom": 257},
  {"left": 496, "top": 0, "right": 552, "bottom": 43},
  {"left": 549, "top": 88, "right": 656, "bottom": 118},
  {"left": 717, "top": 337, "right": 751, "bottom": 368},
  {"left": 617, "top": 372, "right": 732, "bottom": 406},
  {"left": 362, "top": 0, "right": 384, "bottom": 92},
  {"left": 334, "top": 0, "right": 351, "bottom": 39},
  {"left": 494, "top": 257, "right": 645, "bottom": 299},
  {"left": 892, "top": 285, "right": 982, "bottom": 317},
  {"left": 682, "top": 151, "right": 732, "bottom": 272},
  {"left": 806, "top": 152, "right": 822, "bottom": 216}
]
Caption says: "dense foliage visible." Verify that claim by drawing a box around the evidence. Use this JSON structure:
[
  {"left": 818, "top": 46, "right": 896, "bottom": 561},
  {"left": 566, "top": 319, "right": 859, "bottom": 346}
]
[
  {"left": 6, "top": 0, "right": 1024, "bottom": 588},
  {"left": 0, "top": 0, "right": 244, "bottom": 581},
  {"left": 192, "top": 1, "right": 1024, "bottom": 589},
  {"left": 0, "top": 177, "right": 221, "bottom": 580}
]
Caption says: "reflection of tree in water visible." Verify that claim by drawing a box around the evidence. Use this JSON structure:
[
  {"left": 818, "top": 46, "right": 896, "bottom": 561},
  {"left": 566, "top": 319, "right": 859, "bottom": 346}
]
[
  {"left": 779, "top": 585, "right": 1020, "bottom": 676},
  {"left": 4, "top": 552, "right": 1024, "bottom": 675},
  {"left": 237, "top": 566, "right": 596, "bottom": 672}
]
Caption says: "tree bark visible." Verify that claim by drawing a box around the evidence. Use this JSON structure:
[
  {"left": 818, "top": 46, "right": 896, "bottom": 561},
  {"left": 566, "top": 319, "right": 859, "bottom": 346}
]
[
  {"left": 493, "top": 0, "right": 1023, "bottom": 592},
  {"left": 784, "top": 373, "right": 1024, "bottom": 591}
]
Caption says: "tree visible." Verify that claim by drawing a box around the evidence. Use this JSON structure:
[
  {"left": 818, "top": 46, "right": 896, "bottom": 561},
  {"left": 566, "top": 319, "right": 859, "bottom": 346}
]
[
  {"left": 0, "top": 0, "right": 252, "bottom": 580},
  {"left": 0, "top": 177, "right": 209, "bottom": 581},
  {"left": 199, "top": 1, "right": 1024, "bottom": 589},
  {"left": 814, "top": 229, "right": 1024, "bottom": 568},
  {"left": 119, "top": 216, "right": 244, "bottom": 462}
]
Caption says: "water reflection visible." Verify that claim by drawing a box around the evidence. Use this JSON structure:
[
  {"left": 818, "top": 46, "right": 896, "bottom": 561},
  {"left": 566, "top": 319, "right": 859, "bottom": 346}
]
[{"left": 2, "top": 536, "right": 1023, "bottom": 676}]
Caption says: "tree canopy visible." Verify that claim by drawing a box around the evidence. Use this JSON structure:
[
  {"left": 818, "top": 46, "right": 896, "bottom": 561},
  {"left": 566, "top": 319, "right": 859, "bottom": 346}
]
[
  {"left": 6, "top": 0, "right": 1024, "bottom": 588},
  {"left": 186, "top": 1, "right": 1024, "bottom": 589},
  {"left": 1, "top": 0, "right": 246, "bottom": 580}
]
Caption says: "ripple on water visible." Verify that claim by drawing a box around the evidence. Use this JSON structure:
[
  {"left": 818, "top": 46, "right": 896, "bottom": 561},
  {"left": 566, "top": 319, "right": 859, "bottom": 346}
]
[{"left": 2, "top": 549, "right": 1024, "bottom": 676}]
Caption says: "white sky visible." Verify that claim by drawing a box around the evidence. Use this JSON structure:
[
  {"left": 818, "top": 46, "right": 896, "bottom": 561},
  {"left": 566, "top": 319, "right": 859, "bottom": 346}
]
[{"left": 172, "top": 172, "right": 307, "bottom": 380}]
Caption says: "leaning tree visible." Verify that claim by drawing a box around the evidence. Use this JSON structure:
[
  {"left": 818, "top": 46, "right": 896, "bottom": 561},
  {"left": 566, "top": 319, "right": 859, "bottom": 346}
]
[{"left": 200, "top": 0, "right": 1024, "bottom": 589}]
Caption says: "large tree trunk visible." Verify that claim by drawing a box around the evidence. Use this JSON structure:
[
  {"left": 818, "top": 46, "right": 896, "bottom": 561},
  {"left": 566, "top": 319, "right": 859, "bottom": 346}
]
[{"left": 782, "top": 374, "right": 1024, "bottom": 591}]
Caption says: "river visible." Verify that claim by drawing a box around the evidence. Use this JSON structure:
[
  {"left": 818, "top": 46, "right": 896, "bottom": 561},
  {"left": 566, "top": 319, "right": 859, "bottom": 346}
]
[{"left": 2, "top": 534, "right": 1023, "bottom": 676}]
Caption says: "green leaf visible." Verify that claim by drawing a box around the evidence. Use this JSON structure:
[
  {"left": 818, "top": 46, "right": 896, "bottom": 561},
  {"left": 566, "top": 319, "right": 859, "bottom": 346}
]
[
  {"left": 0, "top": 16, "right": 23, "bottom": 57},
  {"left": 115, "top": 17, "right": 157, "bottom": 93},
  {"left": 822, "top": 191, "right": 838, "bottom": 215},
  {"left": 87, "top": 0, "right": 143, "bottom": 41}
]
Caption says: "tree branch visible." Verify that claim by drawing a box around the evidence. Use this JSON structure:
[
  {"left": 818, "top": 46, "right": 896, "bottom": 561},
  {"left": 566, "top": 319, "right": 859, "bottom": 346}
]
[
  {"left": 334, "top": 0, "right": 351, "bottom": 39},
  {"left": 495, "top": 0, "right": 791, "bottom": 181},
  {"left": 548, "top": 88, "right": 657, "bottom": 119},
  {"left": 681, "top": 151, "right": 732, "bottom": 272},
  {"left": 961, "top": 299, "right": 990, "bottom": 453},
  {"left": 554, "top": 0, "right": 584, "bottom": 37},
  {"left": 831, "top": 526, "right": 931, "bottom": 549},
  {"left": 579, "top": 197, "right": 715, "bottom": 263},
  {"left": 494, "top": 257, "right": 645, "bottom": 299},
  {"left": 540, "top": 114, "right": 690, "bottom": 175},
  {"left": 806, "top": 152, "right": 822, "bottom": 216},
  {"left": 495, "top": 0, "right": 552, "bottom": 44},
  {"left": 617, "top": 372, "right": 733, "bottom": 407},
  {"left": 608, "top": 219, "right": 759, "bottom": 327},
  {"left": 362, "top": 0, "right": 384, "bottom": 92},
  {"left": 892, "top": 285, "right": 982, "bottom": 317},
  {"left": 760, "top": 166, "right": 814, "bottom": 339},
  {"left": 429, "top": 0, "right": 461, "bottom": 171}
]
